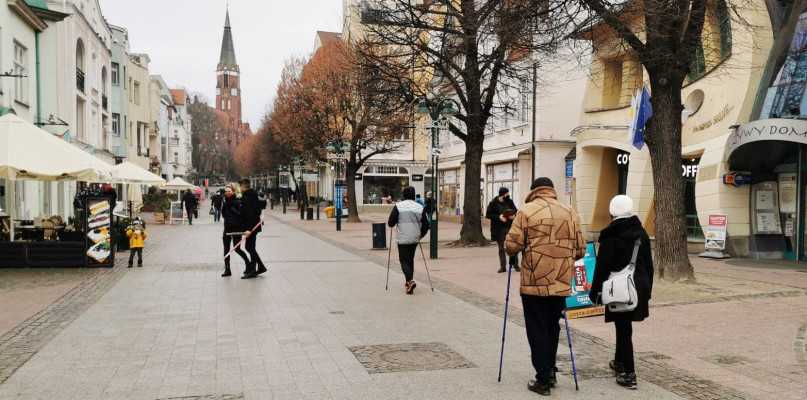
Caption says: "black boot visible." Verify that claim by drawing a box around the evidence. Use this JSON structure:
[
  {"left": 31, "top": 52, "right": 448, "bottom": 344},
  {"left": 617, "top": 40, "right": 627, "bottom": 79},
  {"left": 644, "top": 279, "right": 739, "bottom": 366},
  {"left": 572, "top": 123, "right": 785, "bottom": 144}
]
[
  {"left": 549, "top": 367, "right": 558, "bottom": 388},
  {"left": 527, "top": 379, "right": 551, "bottom": 396},
  {"left": 221, "top": 267, "right": 232, "bottom": 277},
  {"left": 498, "top": 266, "right": 506, "bottom": 273},
  {"left": 609, "top": 360, "right": 624, "bottom": 376},
  {"left": 616, "top": 372, "right": 637, "bottom": 390}
]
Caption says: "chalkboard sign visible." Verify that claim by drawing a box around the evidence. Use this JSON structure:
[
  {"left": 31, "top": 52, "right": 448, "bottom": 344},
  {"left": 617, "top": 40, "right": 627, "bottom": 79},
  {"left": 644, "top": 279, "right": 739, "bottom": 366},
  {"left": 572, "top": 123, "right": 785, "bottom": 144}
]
[
  {"left": 169, "top": 201, "right": 185, "bottom": 224},
  {"left": 85, "top": 197, "right": 114, "bottom": 267}
]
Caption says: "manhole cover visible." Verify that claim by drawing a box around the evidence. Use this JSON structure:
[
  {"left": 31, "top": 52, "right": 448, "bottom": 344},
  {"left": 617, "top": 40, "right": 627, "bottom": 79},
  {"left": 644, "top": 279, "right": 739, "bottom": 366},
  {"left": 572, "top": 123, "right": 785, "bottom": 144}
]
[
  {"left": 348, "top": 342, "right": 476, "bottom": 374},
  {"left": 156, "top": 394, "right": 243, "bottom": 400}
]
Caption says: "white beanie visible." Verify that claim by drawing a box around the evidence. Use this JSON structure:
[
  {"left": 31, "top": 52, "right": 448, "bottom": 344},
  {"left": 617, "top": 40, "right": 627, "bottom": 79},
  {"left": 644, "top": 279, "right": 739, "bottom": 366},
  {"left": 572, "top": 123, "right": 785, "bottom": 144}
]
[{"left": 609, "top": 195, "right": 634, "bottom": 219}]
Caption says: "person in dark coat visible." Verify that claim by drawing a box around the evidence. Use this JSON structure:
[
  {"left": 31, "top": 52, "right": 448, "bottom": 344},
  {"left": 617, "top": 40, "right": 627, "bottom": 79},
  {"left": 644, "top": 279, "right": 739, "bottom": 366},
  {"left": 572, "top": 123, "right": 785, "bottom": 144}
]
[
  {"left": 486, "top": 187, "right": 519, "bottom": 273},
  {"left": 220, "top": 185, "right": 251, "bottom": 277},
  {"left": 181, "top": 190, "right": 198, "bottom": 225},
  {"left": 588, "top": 195, "right": 654, "bottom": 390},
  {"left": 239, "top": 179, "right": 268, "bottom": 279},
  {"left": 211, "top": 190, "right": 224, "bottom": 222}
]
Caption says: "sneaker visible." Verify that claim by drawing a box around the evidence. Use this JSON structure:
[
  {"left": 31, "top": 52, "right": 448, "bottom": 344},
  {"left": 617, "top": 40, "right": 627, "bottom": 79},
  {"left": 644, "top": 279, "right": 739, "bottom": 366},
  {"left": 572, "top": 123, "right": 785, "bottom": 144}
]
[
  {"left": 616, "top": 372, "right": 637, "bottom": 390},
  {"left": 527, "top": 379, "right": 551, "bottom": 396},
  {"left": 406, "top": 280, "right": 417, "bottom": 295}
]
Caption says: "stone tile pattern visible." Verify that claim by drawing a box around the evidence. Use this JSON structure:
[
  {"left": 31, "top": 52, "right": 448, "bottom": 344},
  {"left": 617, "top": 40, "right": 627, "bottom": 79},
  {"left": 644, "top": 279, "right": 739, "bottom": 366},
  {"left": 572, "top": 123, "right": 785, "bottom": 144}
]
[
  {"left": 156, "top": 395, "right": 243, "bottom": 400},
  {"left": 652, "top": 290, "right": 805, "bottom": 308},
  {"left": 796, "top": 323, "right": 807, "bottom": 374},
  {"left": 348, "top": 342, "right": 476, "bottom": 374},
  {"left": 277, "top": 216, "right": 754, "bottom": 400},
  {"left": 0, "top": 262, "right": 129, "bottom": 384}
]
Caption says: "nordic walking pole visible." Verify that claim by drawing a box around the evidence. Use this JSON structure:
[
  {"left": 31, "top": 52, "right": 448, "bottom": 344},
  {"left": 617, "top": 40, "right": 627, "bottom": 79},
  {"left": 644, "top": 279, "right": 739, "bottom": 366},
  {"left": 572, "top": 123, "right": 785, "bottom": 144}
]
[
  {"left": 385, "top": 226, "right": 393, "bottom": 291},
  {"left": 497, "top": 262, "right": 514, "bottom": 382},
  {"left": 223, "top": 220, "right": 263, "bottom": 260},
  {"left": 417, "top": 241, "right": 435, "bottom": 292},
  {"left": 563, "top": 310, "right": 580, "bottom": 391}
]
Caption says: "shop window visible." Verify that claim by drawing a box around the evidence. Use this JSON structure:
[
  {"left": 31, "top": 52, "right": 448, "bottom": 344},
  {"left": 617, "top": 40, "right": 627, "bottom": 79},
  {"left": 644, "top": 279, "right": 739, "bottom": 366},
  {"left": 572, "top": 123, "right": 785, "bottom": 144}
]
[
  {"left": 485, "top": 162, "right": 519, "bottom": 207},
  {"left": 601, "top": 59, "right": 623, "bottom": 108},
  {"left": 439, "top": 169, "right": 461, "bottom": 214}
]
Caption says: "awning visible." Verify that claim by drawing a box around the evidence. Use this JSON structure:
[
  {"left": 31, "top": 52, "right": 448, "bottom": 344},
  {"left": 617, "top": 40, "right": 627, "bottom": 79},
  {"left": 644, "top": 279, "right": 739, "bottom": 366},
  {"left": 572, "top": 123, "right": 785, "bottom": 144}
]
[
  {"left": 438, "top": 158, "right": 463, "bottom": 170},
  {"left": 0, "top": 114, "right": 112, "bottom": 181},
  {"left": 110, "top": 161, "right": 166, "bottom": 185},
  {"left": 481, "top": 147, "right": 530, "bottom": 165},
  {"left": 727, "top": 118, "right": 807, "bottom": 171},
  {"left": 163, "top": 177, "right": 195, "bottom": 190}
]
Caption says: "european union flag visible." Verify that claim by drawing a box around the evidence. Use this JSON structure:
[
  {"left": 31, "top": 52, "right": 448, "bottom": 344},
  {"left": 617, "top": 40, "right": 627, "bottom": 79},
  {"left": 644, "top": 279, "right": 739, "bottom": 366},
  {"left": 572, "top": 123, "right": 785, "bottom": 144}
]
[{"left": 630, "top": 86, "right": 652, "bottom": 150}]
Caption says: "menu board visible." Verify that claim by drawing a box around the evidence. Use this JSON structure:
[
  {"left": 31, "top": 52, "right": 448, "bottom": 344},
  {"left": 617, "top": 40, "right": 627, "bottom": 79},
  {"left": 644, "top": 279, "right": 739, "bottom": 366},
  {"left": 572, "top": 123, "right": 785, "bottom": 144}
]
[
  {"left": 169, "top": 201, "right": 184, "bottom": 224},
  {"left": 85, "top": 198, "right": 113, "bottom": 266},
  {"left": 752, "top": 182, "right": 783, "bottom": 235}
]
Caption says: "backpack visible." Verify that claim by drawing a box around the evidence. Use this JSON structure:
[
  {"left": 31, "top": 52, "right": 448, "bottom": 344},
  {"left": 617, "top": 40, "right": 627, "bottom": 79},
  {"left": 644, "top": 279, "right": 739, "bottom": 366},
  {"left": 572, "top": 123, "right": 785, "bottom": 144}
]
[{"left": 601, "top": 239, "right": 641, "bottom": 313}]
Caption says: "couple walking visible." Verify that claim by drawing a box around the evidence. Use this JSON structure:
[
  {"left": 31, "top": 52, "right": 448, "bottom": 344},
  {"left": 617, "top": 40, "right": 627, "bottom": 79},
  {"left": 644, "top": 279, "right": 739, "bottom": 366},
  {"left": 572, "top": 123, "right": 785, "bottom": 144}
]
[
  {"left": 503, "top": 178, "right": 654, "bottom": 395},
  {"left": 221, "top": 179, "right": 268, "bottom": 279}
]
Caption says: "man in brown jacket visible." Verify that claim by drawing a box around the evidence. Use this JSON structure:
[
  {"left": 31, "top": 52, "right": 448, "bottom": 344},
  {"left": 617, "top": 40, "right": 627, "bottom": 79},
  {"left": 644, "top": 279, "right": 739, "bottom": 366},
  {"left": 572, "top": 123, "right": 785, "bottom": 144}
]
[{"left": 506, "top": 177, "right": 586, "bottom": 395}]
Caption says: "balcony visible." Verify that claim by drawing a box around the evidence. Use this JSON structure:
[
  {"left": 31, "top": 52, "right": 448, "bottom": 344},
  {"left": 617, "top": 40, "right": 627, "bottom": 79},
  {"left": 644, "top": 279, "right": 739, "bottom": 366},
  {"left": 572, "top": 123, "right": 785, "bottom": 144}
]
[
  {"left": 102, "top": 95, "right": 108, "bottom": 111},
  {"left": 76, "top": 68, "right": 85, "bottom": 93}
]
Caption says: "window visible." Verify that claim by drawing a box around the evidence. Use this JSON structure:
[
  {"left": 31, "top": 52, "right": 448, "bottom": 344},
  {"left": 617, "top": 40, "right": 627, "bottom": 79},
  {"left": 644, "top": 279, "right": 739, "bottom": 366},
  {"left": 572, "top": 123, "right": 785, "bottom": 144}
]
[
  {"left": 221, "top": 99, "right": 226, "bottom": 110},
  {"left": 601, "top": 59, "right": 623, "bottom": 108},
  {"left": 231, "top": 88, "right": 238, "bottom": 96},
  {"left": 13, "top": 42, "right": 28, "bottom": 104},
  {"left": 111, "top": 63, "right": 119, "bottom": 86},
  {"left": 112, "top": 113, "right": 120, "bottom": 136},
  {"left": 223, "top": 73, "right": 229, "bottom": 88},
  {"left": 123, "top": 66, "right": 127, "bottom": 89},
  {"left": 216, "top": 88, "right": 221, "bottom": 96},
  {"left": 133, "top": 81, "right": 140, "bottom": 105},
  {"left": 520, "top": 80, "right": 530, "bottom": 122}
]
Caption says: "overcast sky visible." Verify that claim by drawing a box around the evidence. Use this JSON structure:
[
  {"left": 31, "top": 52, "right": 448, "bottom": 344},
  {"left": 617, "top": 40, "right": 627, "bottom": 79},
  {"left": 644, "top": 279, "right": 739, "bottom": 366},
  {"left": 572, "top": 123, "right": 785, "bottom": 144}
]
[{"left": 101, "top": 0, "right": 343, "bottom": 129}]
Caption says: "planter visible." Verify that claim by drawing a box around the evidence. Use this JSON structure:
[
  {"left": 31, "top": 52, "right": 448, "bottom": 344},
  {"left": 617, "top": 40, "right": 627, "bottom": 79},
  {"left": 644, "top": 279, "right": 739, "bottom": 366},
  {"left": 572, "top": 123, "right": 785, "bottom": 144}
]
[{"left": 154, "top": 212, "right": 166, "bottom": 224}]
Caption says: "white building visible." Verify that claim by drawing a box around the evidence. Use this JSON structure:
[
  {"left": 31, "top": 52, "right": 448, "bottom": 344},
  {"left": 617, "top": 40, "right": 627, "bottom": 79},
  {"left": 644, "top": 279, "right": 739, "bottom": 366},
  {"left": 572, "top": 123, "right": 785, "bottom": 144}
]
[
  {"left": 166, "top": 88, "right": 193, "bottom": 179},
  {"left": 109, "top": 24, "right": 129, "bottom": 159}
]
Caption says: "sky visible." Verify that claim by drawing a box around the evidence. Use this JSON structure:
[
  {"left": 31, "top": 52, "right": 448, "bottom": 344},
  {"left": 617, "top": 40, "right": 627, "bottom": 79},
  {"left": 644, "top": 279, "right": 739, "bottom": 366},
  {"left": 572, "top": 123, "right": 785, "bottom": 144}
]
[{"left": 100, "top": 0, "right": 344, "bottom": 129}]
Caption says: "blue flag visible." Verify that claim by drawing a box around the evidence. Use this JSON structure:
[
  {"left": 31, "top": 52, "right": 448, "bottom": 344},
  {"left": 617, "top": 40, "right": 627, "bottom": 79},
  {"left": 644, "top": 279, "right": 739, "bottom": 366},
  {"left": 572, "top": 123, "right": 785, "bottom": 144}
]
[{"left": 630, "top": 86, "right": 652, "bottom": 150}]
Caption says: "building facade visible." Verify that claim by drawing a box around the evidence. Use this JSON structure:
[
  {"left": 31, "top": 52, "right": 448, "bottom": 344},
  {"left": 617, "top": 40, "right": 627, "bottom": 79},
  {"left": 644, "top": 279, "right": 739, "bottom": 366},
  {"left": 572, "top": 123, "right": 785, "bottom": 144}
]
[
  {"left": 167, "top": 88, "right": 193, "bottom": 179},
  {"left": 109, "top": 24, "right": 129, "bottom": 160},
  {"left": 125, "top": 52, "right": 153, "bottom": 171},
  {"left": 572, "top": 0, "right": 774, "bottom": 257}
]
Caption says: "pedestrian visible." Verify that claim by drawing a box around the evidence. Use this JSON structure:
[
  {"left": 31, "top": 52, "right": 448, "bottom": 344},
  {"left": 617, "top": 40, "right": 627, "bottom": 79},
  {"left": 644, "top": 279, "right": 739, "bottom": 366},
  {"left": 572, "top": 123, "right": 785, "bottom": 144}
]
[
  {"left": 211, "top": 190, "right": 223, "bottom": 222},
  {"left": 387, "top": 186, "right": 430, "bottom": 294},
  {"left": 239, "top": 178, "right": 267, "bottom": 279},
  {"left": 126, "top": 218, "right": 147, "bottom": 268},
  {"left": 424, "top": 191, "right": 436, "bottom": 217},
  {"left": 415, "top": 194, "right": 425, "bottom": 207},
  {"left": 181, "top": 190, "right": 198, "bottom": 225},
  {"left": 220, "top": 184, "right": 251, "bottom": 277},
  {"left": 486, "top": 187, "right": 520, "bottom": 273},
  {"left": 505, "top": 177, "right": 586, "bottom": 396},
  {"left": 588, "top": 195, "right": 653, "bottom": 390}
]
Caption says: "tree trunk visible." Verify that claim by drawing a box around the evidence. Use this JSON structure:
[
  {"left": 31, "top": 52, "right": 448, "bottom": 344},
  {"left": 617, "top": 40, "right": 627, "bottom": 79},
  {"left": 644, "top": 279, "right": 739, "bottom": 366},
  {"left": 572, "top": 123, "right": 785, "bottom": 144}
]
[
  {"left": 459, "top": 126, "right": 487, "bottom": 245},
  {"left": 646, "top": 74, "right": 695, "bottom": 282},
  {"left": 346, "top": 161, "right": 361, "bottom": 223}
]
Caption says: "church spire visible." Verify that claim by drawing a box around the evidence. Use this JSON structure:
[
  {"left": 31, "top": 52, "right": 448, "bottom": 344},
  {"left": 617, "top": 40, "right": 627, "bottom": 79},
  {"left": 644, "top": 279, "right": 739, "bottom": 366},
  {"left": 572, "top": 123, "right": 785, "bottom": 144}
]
[{"left": 218, "top": 7, "right": 238, "bottom": 70}]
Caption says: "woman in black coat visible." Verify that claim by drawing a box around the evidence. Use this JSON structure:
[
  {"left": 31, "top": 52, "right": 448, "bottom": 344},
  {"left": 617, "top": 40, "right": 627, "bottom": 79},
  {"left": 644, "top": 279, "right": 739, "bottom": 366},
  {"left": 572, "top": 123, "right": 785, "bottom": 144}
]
[
  {"left": 220, "top": 185, "right": 251, "bottom": 277},
  {"left": 588, "top": 195, "right": 654, "bottom": 390}
]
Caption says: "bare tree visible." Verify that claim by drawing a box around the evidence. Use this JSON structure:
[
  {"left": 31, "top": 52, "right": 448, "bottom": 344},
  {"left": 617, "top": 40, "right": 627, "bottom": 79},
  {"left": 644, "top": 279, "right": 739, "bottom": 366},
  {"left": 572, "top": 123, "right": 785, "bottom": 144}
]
[{"left": 357, "top": 0, "right": 572, "bottom": 245}]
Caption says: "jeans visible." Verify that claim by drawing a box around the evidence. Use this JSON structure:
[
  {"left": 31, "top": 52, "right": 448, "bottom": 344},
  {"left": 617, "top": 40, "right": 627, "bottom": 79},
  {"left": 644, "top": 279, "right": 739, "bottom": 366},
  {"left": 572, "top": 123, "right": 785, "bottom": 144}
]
[
  {"left": 128, "top": 248, "right": 143, "bottom": 266},
  {"left": 397, "top": 243, "right": 417, "bottom": 281},
  {"left": 186, "top": 208, "right": 194, "bottom": 225},
  {"left": 615, "top": 319, "right": 635, "bottom": 373},
  {"left": 213, "top": 207, "right": 221, "bottom": 222},
  {"left": 496, "top": 235, "right": 518, "bottom": 270},
  {"left": 244, "top": 233, "right": 264, "bottom": 273},
  {"left": 522, "top": 295, "right": 566, "bottom": 382},
  {"left": 223, "top": 234, "right": 250, "bottom": 270}
]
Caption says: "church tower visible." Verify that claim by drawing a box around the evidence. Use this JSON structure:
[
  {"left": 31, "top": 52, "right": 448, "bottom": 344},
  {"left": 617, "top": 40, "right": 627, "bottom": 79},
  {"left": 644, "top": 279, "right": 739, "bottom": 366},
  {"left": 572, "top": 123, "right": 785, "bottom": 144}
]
[{"left": 216, "top": 8, "right": 242, "bottom": 123}]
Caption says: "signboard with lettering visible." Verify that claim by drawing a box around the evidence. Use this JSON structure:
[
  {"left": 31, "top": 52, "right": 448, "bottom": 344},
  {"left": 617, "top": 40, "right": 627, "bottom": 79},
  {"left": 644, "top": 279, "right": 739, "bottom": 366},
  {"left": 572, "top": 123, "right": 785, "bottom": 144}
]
[
  {"left": 565, "top": 242, "right": 604, "bottom": 318},
  {"left": 335, "top": 184, "right": 346, "bottom": 210},
  {"left": 727, "top": 118, "right": 807, "bottom": 158},
  {"left": 616, "top": 151, "right": 630, "bottom": 166},
  {"left": 354, "top": 173, "right": 363, "bottom": 181},
  {"left": 412, "top": 174, "right": 424, "bottom": 182},
  {"left": 704, "top": 214, "right": 728, "bottom": 250},
  {"left": 723, "top": 172, "right": 752, "bottom": 187}
]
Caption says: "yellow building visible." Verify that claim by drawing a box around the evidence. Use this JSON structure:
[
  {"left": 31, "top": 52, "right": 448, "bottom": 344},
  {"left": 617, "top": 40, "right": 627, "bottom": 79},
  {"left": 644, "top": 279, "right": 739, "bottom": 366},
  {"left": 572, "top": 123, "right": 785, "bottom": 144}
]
[{"left": 573, "top": 0, "right": 773, "bottom": 256}]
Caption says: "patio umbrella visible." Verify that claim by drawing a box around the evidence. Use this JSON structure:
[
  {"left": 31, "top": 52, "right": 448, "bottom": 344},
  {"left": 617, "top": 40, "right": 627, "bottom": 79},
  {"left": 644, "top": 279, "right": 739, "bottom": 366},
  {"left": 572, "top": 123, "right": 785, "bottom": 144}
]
[
  {"left": 0, "top": 114, "right": 112, "bottom": 181},
  {"left": 163, "top": 177, "right": 195, "bottom": 191},
  {"left": 110, "top": 161, "right": 166, "bottom": 185}
]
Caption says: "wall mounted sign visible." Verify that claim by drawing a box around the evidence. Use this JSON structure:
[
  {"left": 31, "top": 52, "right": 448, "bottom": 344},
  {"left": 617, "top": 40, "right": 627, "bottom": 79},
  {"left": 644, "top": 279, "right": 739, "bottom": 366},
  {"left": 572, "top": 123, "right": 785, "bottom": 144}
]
[
  {"left": 693, "top": 105, "right": 734, "bottom": 133},
  {"left": 354, "top": 173, "right": 363, "bottom": 181},
  {"left": 723, "top": 172, "right": 752, "bottom": 186},
  {"left": 727, "top": 118, "right": 807, "bottom": 158},
  {"left": 412, "top": 174, "right": 424, "bottom": 182},
  {"left": 616, "top": 152, "right": 630, "bottom": 166}
]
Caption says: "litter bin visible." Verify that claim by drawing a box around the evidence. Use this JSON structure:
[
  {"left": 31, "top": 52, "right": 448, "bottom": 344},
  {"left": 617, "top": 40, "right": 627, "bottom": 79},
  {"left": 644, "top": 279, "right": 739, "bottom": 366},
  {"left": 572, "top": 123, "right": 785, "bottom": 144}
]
[
  {"left": 306, "top": 207, "right": 314, "bottom": 220},
  {"left": 372, "top": 223, "right": 387, "bottom": 249}
]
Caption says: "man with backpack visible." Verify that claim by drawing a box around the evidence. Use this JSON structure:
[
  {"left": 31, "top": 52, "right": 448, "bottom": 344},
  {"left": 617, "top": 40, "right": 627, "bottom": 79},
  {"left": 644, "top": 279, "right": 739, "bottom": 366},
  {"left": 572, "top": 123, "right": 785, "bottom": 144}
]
[{"left": 239, "top": 178, "right": 268, "bottom": 279}]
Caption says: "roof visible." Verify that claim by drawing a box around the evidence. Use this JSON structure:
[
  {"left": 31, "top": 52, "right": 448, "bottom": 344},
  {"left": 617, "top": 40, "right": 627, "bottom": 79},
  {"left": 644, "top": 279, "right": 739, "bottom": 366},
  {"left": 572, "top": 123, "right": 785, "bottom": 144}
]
[
  {"left": 316, "top": 31, "right": 342, "bottom": 46},
  {"left": 24, "top": 0, "right": 47, "bottom": 9},
  {"left": 218, "top": 9, "right": 238, "bottom": 69},
  {"left": 170, "top": 89, "right": 187, "bottom": 105}
]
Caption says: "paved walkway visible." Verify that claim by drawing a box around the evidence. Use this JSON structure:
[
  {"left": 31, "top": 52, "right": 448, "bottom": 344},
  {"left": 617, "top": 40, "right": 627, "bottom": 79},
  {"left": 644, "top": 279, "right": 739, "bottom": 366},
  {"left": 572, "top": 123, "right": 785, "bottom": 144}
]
[
  {"left": 0, "top": 208, "right": 685, "bottom": 400},
  {"left": 270, "top": 208, "right": 807, "bottom": 400}
]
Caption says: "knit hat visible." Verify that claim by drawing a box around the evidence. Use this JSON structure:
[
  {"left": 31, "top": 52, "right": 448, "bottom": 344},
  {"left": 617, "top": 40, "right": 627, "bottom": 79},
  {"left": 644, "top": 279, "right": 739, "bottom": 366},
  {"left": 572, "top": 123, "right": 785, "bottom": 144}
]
[
  {"left": 498, "top": 187, "right": 510, "bottom": 196},
  {"left": 609, "top": 195, "right": 634, "bottom": 219}
]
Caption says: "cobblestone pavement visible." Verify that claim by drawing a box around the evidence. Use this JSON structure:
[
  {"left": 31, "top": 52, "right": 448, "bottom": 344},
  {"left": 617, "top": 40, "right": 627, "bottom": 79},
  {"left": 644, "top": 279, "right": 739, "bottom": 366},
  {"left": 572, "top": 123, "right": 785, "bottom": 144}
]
[
  {"left": 272, "top": 209, "right": 807, "bottom": 400},
  {"left": 0, "top": 210, "right": 683, "bottom": 400}
]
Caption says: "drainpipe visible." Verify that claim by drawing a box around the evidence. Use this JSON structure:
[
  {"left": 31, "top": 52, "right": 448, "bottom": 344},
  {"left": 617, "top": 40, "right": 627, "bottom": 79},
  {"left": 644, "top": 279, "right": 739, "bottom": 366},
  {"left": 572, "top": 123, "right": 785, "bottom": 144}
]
[{"left": 35, "top": 32, "right": 42, "bottom": 125}]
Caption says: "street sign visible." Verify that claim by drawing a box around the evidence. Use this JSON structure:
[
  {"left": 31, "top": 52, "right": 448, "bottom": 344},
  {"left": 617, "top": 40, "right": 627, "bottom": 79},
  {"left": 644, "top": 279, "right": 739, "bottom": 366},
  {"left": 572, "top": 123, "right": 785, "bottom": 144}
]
[
  {"left": 335, "top": 184, "right": 346, "bottom": 210},
  {"left": 327, "top": 153, "right": 346, "bottom": 160}
]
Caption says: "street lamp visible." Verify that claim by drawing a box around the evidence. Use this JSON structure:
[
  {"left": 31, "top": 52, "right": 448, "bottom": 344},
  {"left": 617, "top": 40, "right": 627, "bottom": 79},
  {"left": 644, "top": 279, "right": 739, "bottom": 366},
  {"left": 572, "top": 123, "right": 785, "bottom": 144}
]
[{"left": 416, "top": 98, "right": 459, "bottom": 259}]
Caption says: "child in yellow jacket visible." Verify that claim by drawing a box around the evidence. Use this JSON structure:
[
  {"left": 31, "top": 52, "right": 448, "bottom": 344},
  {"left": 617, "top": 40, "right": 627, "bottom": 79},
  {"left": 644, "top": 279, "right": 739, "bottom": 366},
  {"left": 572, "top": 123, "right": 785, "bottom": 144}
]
[{"left": 126, "top": 218, "right": 147, "bottom": 268}]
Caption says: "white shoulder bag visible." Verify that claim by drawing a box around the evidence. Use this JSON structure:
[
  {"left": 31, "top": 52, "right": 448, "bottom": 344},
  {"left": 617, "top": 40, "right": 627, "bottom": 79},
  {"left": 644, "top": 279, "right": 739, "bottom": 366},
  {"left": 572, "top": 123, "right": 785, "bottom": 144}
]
[{"left": 601, "top": 239, "right": 641, "bottom": 313}]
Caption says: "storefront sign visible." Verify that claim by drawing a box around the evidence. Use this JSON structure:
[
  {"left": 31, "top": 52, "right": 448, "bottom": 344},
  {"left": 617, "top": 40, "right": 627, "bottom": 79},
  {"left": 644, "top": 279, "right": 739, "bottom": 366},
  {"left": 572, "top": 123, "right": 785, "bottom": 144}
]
[
  {"left": 565, "top": 160, "right": 574, "bottom": 177},
  {"left": 723, "top": 172, "right": 752, "bottom": 187},
  {"left": 693, "top": 105, "right": 734, "bottom": 133},
  {"left": 303, "top": 174, "right": 319, "bottom": 182},
  {"left": 616, "top": 151, "right": 630, "bottom": 166},
  {"left": 493, "top": 163, "right": 513, "bottom": 181},
  {"left": 443, "top": 170, "right": 457, "bottom": 185},
  {"left": 412, "top": 174, "right": 424, "bottom": 182},
  {"left": 354, "top": 173, "right": 363, "bottom": 181},
  {"left": 727, "top": 118, "right": 807, "bottom": 158},
  {"left": 682, "top": 164, "right": 699, "bottom": 178},
  {"left": 704, "top": 214, "right": 728, "bottom": 250},
  {"left": 566, "top": 242, "right": 599, "bottom": 310}
]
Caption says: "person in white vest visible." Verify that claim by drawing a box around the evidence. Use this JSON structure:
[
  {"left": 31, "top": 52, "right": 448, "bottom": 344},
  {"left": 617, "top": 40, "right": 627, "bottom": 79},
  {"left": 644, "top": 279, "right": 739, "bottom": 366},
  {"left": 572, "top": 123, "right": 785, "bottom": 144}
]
[{"left": 387, "top": 187, "right": 430, "bottom": 294}]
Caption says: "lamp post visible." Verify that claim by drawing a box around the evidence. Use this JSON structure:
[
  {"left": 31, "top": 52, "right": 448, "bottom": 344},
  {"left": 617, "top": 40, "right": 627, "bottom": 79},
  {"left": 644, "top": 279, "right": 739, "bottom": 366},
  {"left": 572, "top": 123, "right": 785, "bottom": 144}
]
[
  {"left": 325, "top": 139, "right": 347, "bottom": 232},
  {"left": 416, "top": 98, "right": 458, "bottom": 259}
]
